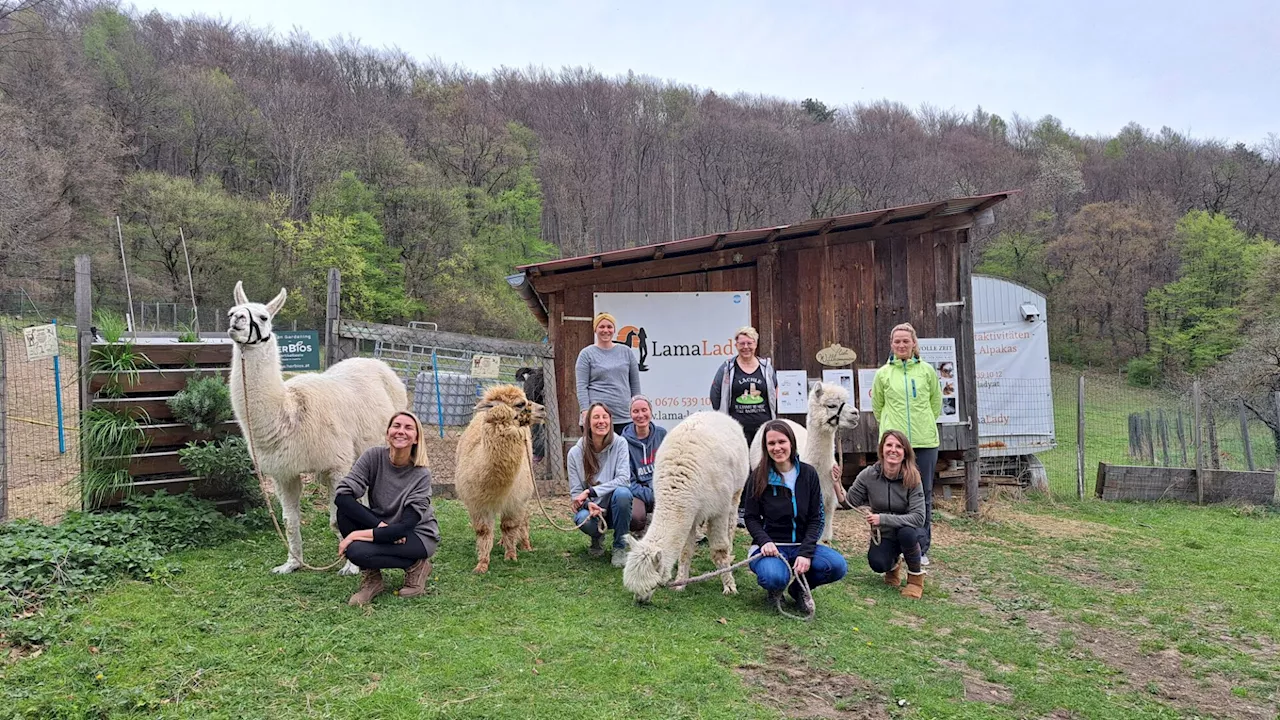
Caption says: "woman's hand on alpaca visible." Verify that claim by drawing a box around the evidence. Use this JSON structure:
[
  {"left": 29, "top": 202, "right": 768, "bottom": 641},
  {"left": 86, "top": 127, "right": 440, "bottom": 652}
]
[
  {"left": 760, "top": 542, "right": 779, "bottom": 557},
  {"left": 865, "top": 513, "right": 881, "bottom": 527},
  {"left": 793, "top": 556, "right": 811, "bottom": 574}
]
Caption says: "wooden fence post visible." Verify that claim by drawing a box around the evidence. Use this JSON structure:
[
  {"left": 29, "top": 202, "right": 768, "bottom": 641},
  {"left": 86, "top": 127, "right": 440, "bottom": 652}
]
[
  {"left": 1157, "top": 408, "right": 1170, "bottom": 467},
  {"left": 1176, "top": 408, "right": 1188, "bottom": 466},
  {"left": 541, "top": 352, "right": 566, "bottom": 491},
  {"left": 1238, "top": 399, "right": 1255, "bottom": 471},
  {"left": 1193, "top": 380, "right": 1204, "bottom": 505},
  {"left": 1, "top": 327, "right": 8, "bottom": 522},
  {"left": 325, "top": 269, "right": 340, "bottom": 369},
  {"left": 1076, "top": 375, "right": 1085, "bottom": 500}
]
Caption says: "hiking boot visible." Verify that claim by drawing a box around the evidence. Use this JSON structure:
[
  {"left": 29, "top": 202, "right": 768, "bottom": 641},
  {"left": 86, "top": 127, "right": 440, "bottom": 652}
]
[
  {"left": 736, "top": 509, "right": 747, "bottom": 529},
  {"left": 883, "top": 562, "right": 902, "bottom": 587},
  {"left": 348, "top": 569, "right": 384, "bottom": 606},
  {"left": 588, "top": 535, "right": 605, "bottom": 558},
  {"left": 766, "top": 588, "right": 784, "bottom": 611},
  {"left": 920, "top": 554, "right": 931, "bottom": 567},
  {"left": 398, "top": 558, "right": 432, "bottom": 598},
  {"left": 795, "top": 590, "right": 816, "bottom": 618},
  {"left": 611, "top": 547, "right": 629, "bottom": 568},
  {"left": 901, "top": 570, "right": 926, "bottom": 600}
]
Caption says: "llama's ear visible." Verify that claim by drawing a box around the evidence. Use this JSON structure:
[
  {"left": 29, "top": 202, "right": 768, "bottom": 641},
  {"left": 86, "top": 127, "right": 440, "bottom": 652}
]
[
  {"left": 812, "top": 384, "right": 824, "bottom": 401},
  {"left": 233, "top": 281, "right": 248, "bottom": 306},
  {"left": 650, "top": 549, "right": 663, "bottom": 570},
  {"left": 473, "top": 400, "right": 496, "bottom": 412},
  {"left": 266, "top": 288, "right": 287, "bottom": 316},
  {"left": 624, "top": 535, "right": 638, "bottom": 550}
]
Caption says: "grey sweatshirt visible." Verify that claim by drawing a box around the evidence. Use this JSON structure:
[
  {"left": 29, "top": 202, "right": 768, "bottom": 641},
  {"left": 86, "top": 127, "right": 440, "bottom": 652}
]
[
  {"left": 575, "top": 344, "right": 641, "bottom": 420},
  {"left": 845, "top": 462, "right": 925, "bottom": 530},
  {"left": 567, "top": 433, "right": 632, "bottom": 506},
  {"left": 335, "top": 447, "right": 441, "bottom": 555}
]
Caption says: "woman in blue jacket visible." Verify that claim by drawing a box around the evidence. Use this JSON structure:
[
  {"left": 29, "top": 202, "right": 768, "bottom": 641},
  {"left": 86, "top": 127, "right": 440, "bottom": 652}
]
[{"left": 744, "top": 420, "right": 848, "bottom": 614}]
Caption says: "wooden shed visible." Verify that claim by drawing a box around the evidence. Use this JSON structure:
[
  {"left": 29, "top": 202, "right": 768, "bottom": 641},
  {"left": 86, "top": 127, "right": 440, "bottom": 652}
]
[{"left": 511, "top": 191, "right": 1015, "bottom": 511}]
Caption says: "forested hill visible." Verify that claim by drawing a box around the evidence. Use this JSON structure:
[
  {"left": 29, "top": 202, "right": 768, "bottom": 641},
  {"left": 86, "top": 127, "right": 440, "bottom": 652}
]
[{"left": 2, "top": 3, "right": 1278, "bottom": 380}]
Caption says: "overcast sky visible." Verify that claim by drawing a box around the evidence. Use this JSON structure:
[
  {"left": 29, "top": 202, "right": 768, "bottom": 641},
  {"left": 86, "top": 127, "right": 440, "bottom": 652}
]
[{"left": 134, "top": 0, "right": 1280, "bottom": 146}]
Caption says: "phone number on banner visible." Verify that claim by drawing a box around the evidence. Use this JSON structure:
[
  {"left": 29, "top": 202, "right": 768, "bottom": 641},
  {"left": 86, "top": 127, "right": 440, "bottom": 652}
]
[{"left": 650, "top": 396, "right": 712, "bottom": 409}]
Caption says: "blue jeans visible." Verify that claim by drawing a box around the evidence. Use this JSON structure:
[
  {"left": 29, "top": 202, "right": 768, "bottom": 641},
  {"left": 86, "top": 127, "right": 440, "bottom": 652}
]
[
  {"left": 574, "top": 486, "right": 634, "bottom": 550},
  {"left": 749, "top": 544, "right": 848, "bottom": 597}
]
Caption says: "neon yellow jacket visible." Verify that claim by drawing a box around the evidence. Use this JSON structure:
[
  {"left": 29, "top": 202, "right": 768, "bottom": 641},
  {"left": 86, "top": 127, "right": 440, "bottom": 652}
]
[{"left": 871, "top": 357, "right": 942, "bottom": 449}]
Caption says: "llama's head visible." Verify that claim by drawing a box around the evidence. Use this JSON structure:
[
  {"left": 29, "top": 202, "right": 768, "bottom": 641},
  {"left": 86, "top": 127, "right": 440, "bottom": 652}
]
[
  {"left": 473, "top": 384, "right": 546, "bottom": 427},
  {"left": 808, "top": 381, "right": 860, "bottom": 431},
  {"left": 622, "top": 535, "right": 668, "bottom": 603},
  {"left": 227, "top": 281, "right": 287, "bottom": 347}
]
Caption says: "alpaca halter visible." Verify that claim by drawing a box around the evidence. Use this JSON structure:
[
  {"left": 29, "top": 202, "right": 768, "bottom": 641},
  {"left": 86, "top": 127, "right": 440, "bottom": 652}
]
[
  {"left": 825, "top": 402, "right": 847, "bottom": 427},
  {"left": 242, "top": 314, "right": 272, "bottom": 345}
]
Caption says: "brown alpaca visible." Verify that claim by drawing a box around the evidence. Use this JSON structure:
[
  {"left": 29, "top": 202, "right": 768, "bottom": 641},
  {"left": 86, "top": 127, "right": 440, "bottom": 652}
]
[{"left": 455, "top": 384, "right": 547, "bottom": 573}]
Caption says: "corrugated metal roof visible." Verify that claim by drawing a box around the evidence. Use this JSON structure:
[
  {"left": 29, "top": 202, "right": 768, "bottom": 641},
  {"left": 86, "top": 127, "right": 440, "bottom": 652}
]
[{"left": 518, "top": 190, "right": 1016, "bottom": 277}]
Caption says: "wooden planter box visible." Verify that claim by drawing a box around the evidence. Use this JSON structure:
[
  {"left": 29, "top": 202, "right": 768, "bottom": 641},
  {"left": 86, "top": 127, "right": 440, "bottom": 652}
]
[{"left": 89, "top": 367, "right": 229, "bottom": 395}]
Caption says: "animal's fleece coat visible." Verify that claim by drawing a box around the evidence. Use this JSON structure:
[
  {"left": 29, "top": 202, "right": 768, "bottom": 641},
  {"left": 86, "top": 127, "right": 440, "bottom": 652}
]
[
  {"left": 622, "top": 412, "right": 749, "bottom": 602},
  {"left": 749, "top": 382, "right": 860, "bottom": 544},
  {"left": 227, "top": 282, "right": 408, "bottom": 575},
  {"left": 454, "top": 384, "right": 547, "bottom": 573}
]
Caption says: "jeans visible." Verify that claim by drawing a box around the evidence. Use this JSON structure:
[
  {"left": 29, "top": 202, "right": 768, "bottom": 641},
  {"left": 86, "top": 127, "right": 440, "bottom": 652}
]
[
  {"left": 574, "top": 486, "right": 634, "bottom": 549},
  {"left": 914, "top": 447, "right": 939, "bottom": 554},
  {"left": 867, "top": 525, "right": 923, "bottom": 574},
  {"left": 748, "top": 544, "right": 848, "bottom": 597}
]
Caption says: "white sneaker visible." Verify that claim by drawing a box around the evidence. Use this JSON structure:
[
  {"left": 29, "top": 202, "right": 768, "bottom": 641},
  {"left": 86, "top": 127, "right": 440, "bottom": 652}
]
[{"left": 920, "top": 554, "right": 931, "bottom": 567}]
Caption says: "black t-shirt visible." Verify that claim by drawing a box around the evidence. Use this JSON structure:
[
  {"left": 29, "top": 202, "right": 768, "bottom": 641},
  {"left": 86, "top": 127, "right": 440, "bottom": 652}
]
[{"left": 729, "top": 364, "right": 771, "bottom": 427}]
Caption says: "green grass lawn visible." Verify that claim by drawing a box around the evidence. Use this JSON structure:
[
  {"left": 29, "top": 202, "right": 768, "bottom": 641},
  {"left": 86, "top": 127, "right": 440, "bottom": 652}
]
[{"left": 4, "top": 495, "right": 1279, "bottom": 719}]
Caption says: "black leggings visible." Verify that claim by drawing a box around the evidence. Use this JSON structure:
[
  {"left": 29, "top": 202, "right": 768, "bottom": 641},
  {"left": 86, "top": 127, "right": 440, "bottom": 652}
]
[
  {"left": 336, "top": 503, "right": 429, "bottom": 570},
  {"left": 867, "top": 525, "right": 923, "bottom": 574}
]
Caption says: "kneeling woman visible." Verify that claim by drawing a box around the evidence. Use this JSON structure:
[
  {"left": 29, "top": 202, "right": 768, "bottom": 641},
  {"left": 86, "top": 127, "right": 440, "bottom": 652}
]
[
  {"left": 569, "top": 403, "right": 635, "bottom": 567},
  {"left": 334, "top": 411, "right": 440, "bottom": 606},
  {"left": 744, "top": 420, "right": 848, "bottom": 614},
  {"left": 834, "top": 429, "right": 927, "bottom": 599}
]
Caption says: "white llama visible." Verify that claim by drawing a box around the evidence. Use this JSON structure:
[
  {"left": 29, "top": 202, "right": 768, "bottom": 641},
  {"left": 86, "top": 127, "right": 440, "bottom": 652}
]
[
  {"left": 227, "top": 282, "right": 408, "bottom": 575},
  {"left": 749, "top": 382, "right": 860, "bottom": 544},
  {"left": 623, "top": 412, "right": 748, "bottom": 603}
]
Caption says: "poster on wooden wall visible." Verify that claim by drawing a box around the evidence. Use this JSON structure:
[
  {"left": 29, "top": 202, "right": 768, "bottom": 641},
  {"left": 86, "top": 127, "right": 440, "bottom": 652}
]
[
  {"left": 594, "top": 292, "right": 751, "bottom": 429},
  {"left": 918, "top": 337, "right": 961, "bottom": 424}
]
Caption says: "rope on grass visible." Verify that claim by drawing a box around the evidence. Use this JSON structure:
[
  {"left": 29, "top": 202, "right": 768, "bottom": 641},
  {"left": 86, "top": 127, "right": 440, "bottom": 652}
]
[{"left": 661, "top": 544, "right": 815, "bottom": 622}]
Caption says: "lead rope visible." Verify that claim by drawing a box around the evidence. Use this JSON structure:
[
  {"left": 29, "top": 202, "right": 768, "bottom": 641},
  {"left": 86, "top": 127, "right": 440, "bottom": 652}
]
[
  {"left": 662, "top": 544, "right": 815, "bottom": 622},
  {"left": 526, "top": 434, "right": 607, "bottom": 534},
  {"left": 239, "top": 355, "right": 346, "bottom": 572}
]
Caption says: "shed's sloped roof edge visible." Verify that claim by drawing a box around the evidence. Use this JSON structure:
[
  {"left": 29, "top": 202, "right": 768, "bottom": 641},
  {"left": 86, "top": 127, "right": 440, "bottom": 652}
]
[{"left": 518, "top": 190, "right": 1018, "bottom": 277}]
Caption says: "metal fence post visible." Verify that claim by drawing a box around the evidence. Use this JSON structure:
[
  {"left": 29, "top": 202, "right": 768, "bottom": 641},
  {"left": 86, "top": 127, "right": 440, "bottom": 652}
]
[
  {"left": 1076, "top": 375, "right": 1085, "bottom": 500},
  {"left": 1193, "top": 380, "right": 1204, "bottom": 505},
  {"left": 1239, "top": 399, "right": 1255, "bottom": 471}
]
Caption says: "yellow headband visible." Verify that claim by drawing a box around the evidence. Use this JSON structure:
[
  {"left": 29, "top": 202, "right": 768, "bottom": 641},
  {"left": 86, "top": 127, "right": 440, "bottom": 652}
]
[{"left": 593, "top": 312, "right": 617, "bottom": 331}]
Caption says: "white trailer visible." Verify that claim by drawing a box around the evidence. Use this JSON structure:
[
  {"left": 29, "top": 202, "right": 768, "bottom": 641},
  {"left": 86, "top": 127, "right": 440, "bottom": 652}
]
[{"left": 972, "top": 275, "right": 1055, "bottom": 489}]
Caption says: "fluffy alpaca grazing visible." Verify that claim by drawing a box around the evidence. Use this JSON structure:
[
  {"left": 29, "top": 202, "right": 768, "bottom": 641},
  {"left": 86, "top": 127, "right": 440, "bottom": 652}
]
[
  {"left": 749, "top": 382, "right": 860, "bottom": 544},
  {"left": 455, "top": 384, "right": 547, "bottom": 573},
  {"left": 623, "top": 412, "right": 749, "bottom": 603},
  {"left": 227, "top": 282, "right": 408, "bottom": 575}
]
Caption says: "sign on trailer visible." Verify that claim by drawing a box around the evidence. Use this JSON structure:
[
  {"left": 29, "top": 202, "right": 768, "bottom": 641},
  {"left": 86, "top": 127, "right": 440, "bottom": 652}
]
[{"left": 276, "top": 331, "right": 320, "bottom": 371}]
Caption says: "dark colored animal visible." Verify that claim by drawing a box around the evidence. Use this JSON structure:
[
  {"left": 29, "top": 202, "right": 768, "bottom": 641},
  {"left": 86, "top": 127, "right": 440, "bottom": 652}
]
[{"left": 515, "top": 367, "right": 546, "bottom": 459}]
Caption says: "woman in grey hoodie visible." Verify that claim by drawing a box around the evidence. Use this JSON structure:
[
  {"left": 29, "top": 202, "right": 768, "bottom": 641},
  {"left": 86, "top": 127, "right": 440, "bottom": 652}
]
[
  {"left": 835, "top": 429, "right": 928, "bottom": 599},
  {"left": 568, "top": 403, "right": 635, "bottom": 567}
]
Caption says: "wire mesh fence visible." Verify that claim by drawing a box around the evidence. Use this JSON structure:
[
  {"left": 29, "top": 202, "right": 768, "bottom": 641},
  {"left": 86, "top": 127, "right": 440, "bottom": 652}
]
[{"left": 1, "top": 319, "right": 82, "bottom": 524}]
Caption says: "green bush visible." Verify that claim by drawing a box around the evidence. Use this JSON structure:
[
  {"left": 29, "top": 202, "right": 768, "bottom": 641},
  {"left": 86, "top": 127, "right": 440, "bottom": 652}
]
[
  {"left": 76, "top": 408, "right": 146, "bottom": 508},
  {"left": 0, "top": 493, "right": 260, "bottom": 646},
  {"left": 178, "top": 436, "right": 260, "bottom": 503},
  {"left": 167, "top": 375, "right": 233, "bottom": 432},
  {"left": 1125, "top": 357, "right": 1161, "bottom": 387}
]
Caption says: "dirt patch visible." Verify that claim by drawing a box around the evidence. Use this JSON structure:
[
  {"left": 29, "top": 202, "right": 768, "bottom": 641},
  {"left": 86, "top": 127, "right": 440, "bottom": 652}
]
[
  {"left": 419, "top": 429, "right": 461, "bottom": 486},
  {"left": 937, "top": 659, "right": 1014, "bottom": 704},
  {"left": 3, "top": 329, "right": 80, "bottom": 523},
  {"left": 736, "top": 644, "right": 890, "bottom": 719}
]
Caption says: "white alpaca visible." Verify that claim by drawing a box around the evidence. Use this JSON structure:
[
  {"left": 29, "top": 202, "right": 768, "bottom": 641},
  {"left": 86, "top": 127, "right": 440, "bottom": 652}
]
[
  {"left": 227, "top": 282, "right": 408, "bottom": 575},
  {"left": 623, "top": 412, "right": 748, "bottom": 603},
  {"left": 749, "top": 382, "right": 860, "bottom": 545}
]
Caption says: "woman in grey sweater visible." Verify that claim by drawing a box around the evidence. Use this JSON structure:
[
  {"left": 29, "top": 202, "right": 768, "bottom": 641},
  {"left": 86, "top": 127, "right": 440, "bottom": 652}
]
[
  {"left": 834, "top": 429, "right": 928, "bottom": 599},
  {"left": 575, "top": 312, "right": 641, "bottom": 434},
  {"left": 568, "top": 403, "right": 635, "bottom": 567}
]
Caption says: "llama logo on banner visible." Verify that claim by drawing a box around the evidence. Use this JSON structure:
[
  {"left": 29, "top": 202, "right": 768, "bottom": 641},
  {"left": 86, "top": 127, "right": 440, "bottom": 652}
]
[{"left": 595, "top": 292, "right": 751, "bottom": 429}]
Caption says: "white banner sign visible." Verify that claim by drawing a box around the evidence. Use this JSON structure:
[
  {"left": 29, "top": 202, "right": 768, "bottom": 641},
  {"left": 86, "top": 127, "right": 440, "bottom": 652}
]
[
  {"left": 24, "top": 324, "right": 59, "bottom": 361},
  {"left": 594, "top": 292, "right": 751, "bottom": 429},
  {"left": 975, "top": 320, "right": 1053, "bottom": 439},
  {"left": 918, "top": 337, "right": 961, "bottom": 424}
]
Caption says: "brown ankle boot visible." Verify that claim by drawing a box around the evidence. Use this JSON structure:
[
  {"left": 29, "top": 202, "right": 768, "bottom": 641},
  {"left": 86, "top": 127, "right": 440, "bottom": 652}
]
[
  {"left": 348, "top": 569, "right": 384, "bottom": 606},
  {"left": 901, "top": 570, "right": 925, "bottom": 600},
  {"left": 398, "top": 558, "right": 432, "bottom": 598},
  {"left": 884, "top": 562, "right": 902, "bottom": 587}
]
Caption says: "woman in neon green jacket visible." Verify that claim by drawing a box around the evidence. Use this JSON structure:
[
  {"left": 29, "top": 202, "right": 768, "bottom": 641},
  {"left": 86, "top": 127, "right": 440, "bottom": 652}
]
[{"left": 871, "top": 322, "right": 942, "bottom": 565}]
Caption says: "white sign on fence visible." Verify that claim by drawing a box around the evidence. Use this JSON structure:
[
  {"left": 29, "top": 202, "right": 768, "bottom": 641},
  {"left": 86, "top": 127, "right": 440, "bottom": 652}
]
[
  {"left": 918, "top": 337, "right": 962, "bottom": 424},
  {"left": 23, "top": 324, "right": 59, "bottom": 361},
  {"left": 594, "top": 292, "right": 751, "bottom": 429},
  {"left": 470, "top": 353, "right": 502, "bottom": 379}
]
